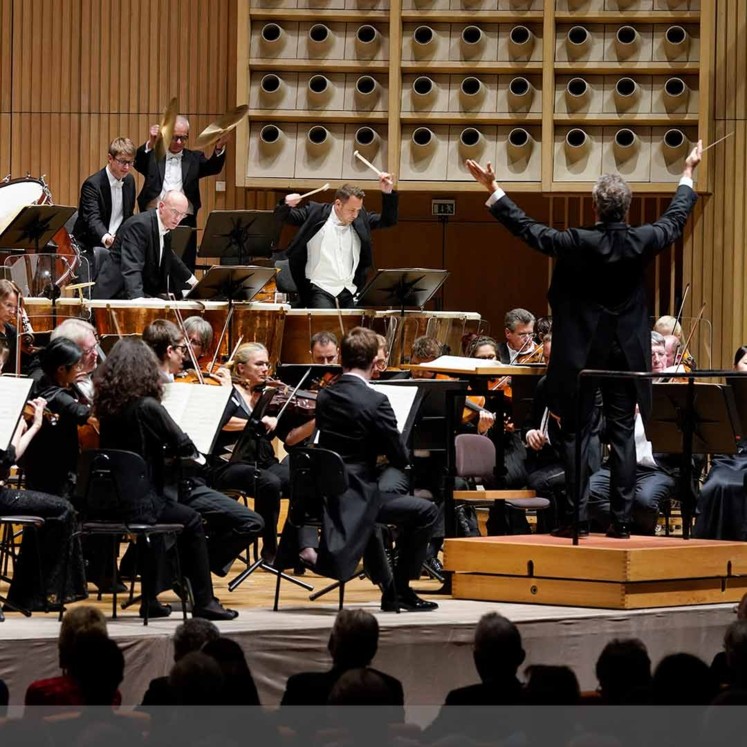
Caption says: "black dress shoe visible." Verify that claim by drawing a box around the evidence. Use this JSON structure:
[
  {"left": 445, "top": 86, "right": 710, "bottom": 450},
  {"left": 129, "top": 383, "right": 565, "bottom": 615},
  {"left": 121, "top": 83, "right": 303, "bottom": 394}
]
[
  {"left": 606, "top": 522, "right": 631, "bottom": 539},
  {"left": 551, "top": 523, "right": 589, "bottom": 538},
  {"left": 193, "top": 599, "right": 239, "bottom": 621},
  {"left": 396, "top": 588, "right": 439, "bottom": 612},
  {"left": 139, "top": 601, "right": 172, "bottom": 619}
]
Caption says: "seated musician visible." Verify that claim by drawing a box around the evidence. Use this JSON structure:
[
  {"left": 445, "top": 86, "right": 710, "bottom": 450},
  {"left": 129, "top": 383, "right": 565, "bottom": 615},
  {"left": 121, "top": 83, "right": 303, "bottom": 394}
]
[
  {"left": 694, "top": 345, "right": 747, "bottom": 541},
  {"left": 409, "top": 335, "right": 442, "bottom": 379},
  {"left": 497, "top": 308, "right": 536, "bottom": 364},
  {"left": 522, "top": 332, "right": 566, "bottom": 533},
  {"left": 23, "top": 338, "right": 91, "bottom": 500},
  {"left": 653, "top": 314, "right": 682, "bottom": 338},
  {"left": 72, "top": 137, "right": 137, "bottom": 281},
  {"left": 0, "top": 279, "right": 37, "bottom": 376},
  {"left": 0, "top": 382, "right": 86, "bottom": 616},
  {"left": 91, "top": 190, "right": 197, "bottom": 301},
  {"left": 314, "top": 327, "right": 438, "bottom": 612},
  {"left": 211, "top": 342, "right": 291, "bottom": 565},
  {"left": 183, "top": 315, "right": 214, "bottom": 369},
  {"left": 587, "top": 332, "right": 678, "bottom": 536},
  {"left": 50, "top": 318, "right": 100, "bottom": 405},
  {"left": 310, "top": 330, "right": 339, "bottom": 364},
  {"left": 141, "top": 320, "right": 264, "bottom": 577},
  {"left": 94, "top": 337, "right": 238, "bottom": 619},
  {"left": 275, "top": 178, "right": 398, "bottom": 309}
]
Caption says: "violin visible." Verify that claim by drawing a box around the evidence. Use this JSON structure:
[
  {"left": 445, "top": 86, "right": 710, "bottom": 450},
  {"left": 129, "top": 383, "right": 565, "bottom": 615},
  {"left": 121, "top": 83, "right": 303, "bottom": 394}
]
[
  {"left": 261, "top": 377, "right": 317, "bottom": 418},
  {"left": 176, "top": 367, "right": 225, "bottom": 386},
  {"left": 23, "top": 401, "right": 59, "bottom": 426}
]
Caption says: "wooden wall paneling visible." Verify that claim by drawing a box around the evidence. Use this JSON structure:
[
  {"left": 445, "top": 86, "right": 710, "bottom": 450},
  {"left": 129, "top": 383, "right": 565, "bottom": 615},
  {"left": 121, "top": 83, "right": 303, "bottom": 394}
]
[
  {"left": 0, "top": 114, "right": 10, "bottom": 177},
  {"left": 0, "top": 0, "right": 11, "bottom": 114}
]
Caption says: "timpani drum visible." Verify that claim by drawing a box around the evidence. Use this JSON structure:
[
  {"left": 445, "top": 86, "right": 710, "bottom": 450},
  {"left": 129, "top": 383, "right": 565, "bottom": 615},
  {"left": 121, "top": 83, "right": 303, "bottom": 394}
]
[
  {"left": 22, "top": 297, "right": 83, "bottom": 332},
  {"left": 84, "top": 299, "right": 230, "bottom": 361},
  {"left": 279, "top": 308, "right": 368, "bottom": 364},
  {"left": 230, "top": 302, "right": 287, "bottom": 369},
  {"left": 372, "top": 310, "right": 485, "bottom": 366}
]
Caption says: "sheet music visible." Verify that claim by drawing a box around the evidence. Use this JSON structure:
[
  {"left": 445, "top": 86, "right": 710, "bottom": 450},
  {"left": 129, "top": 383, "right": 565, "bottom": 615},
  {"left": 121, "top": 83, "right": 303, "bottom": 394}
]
[
  {"left": 0, "top": 377, "right": 34, "bottom": 452},
  {"left": 372, "top": 383, "right": 420, "bottom": 434},
  {"left": 161, "top": 383, "right": 232, "bottom": 455},
  {"left": 418, "top": 355, "right": 502, "bottom": 372}
]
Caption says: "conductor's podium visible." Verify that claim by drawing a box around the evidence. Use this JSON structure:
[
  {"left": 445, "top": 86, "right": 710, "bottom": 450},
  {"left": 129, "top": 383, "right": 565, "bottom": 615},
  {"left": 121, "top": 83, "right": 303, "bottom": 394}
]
[{"left": 444, "top": 534, "right": 747, "bottom": 610}]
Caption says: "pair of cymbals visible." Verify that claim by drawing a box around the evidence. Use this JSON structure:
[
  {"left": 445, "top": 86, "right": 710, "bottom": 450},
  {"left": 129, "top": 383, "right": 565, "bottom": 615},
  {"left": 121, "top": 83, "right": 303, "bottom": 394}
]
[{"left": 154, "top": 98, "right": 249, "bottom": 157}]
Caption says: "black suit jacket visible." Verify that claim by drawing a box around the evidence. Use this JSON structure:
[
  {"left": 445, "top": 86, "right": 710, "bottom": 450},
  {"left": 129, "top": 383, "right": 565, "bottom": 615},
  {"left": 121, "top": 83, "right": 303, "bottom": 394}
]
[
  {"left": 134, "top": 145, "right": 225, "bottom": 215},
  {"left": 72, "top": 167, "right": 136, "bottom": 250},
  {"left": 489, "top": 184, "right": 698, "bottom": 420},
  {"left": 315, "top": 374, "right": 408, "bottom": 579},
  {"left": 92, "top": 210, "right": 192, "bottom": 299},
  {"left": 496, "top": 341, "right": 512, "bottom": 364},
  {"left": 281, "top": 666, "right": 404, "bottom": 707},
  {"left": 275, "top": 193, "right": 398, "bottom": 305}
]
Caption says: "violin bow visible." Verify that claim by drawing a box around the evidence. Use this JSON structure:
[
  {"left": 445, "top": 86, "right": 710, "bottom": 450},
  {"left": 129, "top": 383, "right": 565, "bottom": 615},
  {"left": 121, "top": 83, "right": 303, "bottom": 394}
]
[
  {"left": 208, "top": 306, "right": 234, "bottom": 373},
  {"left": 272, "top": 367, "right": 313, "bottom": 423},
  {"left": 169, "top": 297, "right": 205, "bottom": 384},
  {"left": 674, "top": 301, "right": 706, "bottom": 368},
  {"left": 672, "top": 282, "right": 690, "bottom": 340}
]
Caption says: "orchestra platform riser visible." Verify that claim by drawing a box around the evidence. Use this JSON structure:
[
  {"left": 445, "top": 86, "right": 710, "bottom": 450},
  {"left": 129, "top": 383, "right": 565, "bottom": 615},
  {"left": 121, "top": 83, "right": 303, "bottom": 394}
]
[{"left": 444, "top": 534, "right": 747, "bottom": 609}]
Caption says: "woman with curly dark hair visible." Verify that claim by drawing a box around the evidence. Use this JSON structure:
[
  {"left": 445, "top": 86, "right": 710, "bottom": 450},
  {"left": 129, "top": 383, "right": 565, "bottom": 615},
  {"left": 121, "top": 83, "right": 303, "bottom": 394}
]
[{"left": 93, "top": 338, "right": 237, "bottom": 620}]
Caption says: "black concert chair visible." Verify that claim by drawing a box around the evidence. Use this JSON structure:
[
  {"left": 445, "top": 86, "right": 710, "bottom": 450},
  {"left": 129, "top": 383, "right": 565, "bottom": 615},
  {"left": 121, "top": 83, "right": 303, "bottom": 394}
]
[
  {"left": 273, "top": 446, "right": 357, "bottom": 611},
  {"left": 65, "top": 449, "right": 189, "bottom": 626},
  {"left": 0, "top": 515, "right": 46, "bottom": 617},
  {"left": 453, "top": 434, "right": 551, "bottom": 534}
]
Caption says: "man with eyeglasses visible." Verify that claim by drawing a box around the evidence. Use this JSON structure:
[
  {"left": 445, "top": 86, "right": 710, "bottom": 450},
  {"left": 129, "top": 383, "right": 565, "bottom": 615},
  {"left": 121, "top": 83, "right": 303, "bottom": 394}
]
[
  {"left": 72, "top": 138, "right": 137, "bottom": 281},
  {"left": 50, "top": 318, "right": 101, "bottom": 404},
  {"left": 496, "top": 308, "right": 536, "bottom": 365},
  {"left": 135, "top": 115, "right": 228, "bottom": 272},
  {"left": 92, "top": 190, "right": 197, "bottom": 301}
]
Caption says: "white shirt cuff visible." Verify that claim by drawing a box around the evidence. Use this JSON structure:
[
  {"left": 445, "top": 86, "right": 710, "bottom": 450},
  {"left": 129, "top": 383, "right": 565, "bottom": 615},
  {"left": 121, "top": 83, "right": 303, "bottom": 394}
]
[
  {"left": 486, "top": 187, "right": 506, "bottom": 207},
  {"left": 215, "top": 146, "right": 226, "bottom": 156},
  {"left": 145, "top": 143, "right": 152, "bottom": 153},
  {"left": 679, "top": 176, "right": 694, "bottom": 189}
]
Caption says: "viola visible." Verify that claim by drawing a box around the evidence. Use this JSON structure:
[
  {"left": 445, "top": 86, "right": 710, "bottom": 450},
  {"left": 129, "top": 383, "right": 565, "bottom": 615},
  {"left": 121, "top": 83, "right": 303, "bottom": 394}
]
[
  {"left": 262, "top": 377, "right": 317, "bottom": 418},
  {"left": 176, "top": 368, "right": 225, "bottom": 386}
]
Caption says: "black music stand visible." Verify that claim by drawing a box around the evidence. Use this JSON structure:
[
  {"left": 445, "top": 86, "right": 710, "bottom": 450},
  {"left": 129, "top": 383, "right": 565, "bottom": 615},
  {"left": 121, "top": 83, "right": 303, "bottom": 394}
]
[
  {"left": 275, "top": 364, "right": 342, "bottom": 388},
  {"left": 226, "top": 386, "right": 314, "bottom": 594},
  {"left": 357, "top": 268, "right": 449, "bottom": 312},
  {"left": 725, "top": 374, "right": 747, "bottom": 438},
  {"left": 0, "top": 204, "right": 77, "bottom": 304},
  {"left": 646, "top": 382, "right": 739, "bottom": 538},
  {"left": 199, "top": 210, "right": 274, "bottom": 266},
  {"left": 170, "top": 226, "right": 198, "bottom": 261},
  {"left": 186, "top": 265, "right": 275, "bottom": 301}
]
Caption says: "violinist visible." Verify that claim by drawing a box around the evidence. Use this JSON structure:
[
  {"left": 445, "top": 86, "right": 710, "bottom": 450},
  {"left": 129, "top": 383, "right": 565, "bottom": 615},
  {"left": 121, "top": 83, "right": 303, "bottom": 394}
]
[
  {"left": 464, "top": 336, "right": 499, "bottom": 436},
  {"left": 211, "top": 342, "right": 291, "bottom": 565},
  {"left": 50, "top": 318, "right": 100, "bottom": 405},
  {"left": 410, "top": 336, "right": 441, "bottom": 379},
  {"left": 183, "top": 316, "right": 214, "bottom": 369},
  {"left": 0, "top": 385, "right": 86, "bottom": 616},
  {"left": 0, "top": 279, "right": 37, "bottom": 376},
  {"left": 23, "top": 338, "right": 91, "bottom": 500},
  {"left": 94, "top": 338, "right": 238, "bottom": 619},
  {"left": 497, "top": 309, "right": 536, "bottom": 364},
  {"left": 310, "top": 330, "right": 339, "bottom": 365},
  {"left": 141, "top": 320, "right": 264, "bottom": 577}
]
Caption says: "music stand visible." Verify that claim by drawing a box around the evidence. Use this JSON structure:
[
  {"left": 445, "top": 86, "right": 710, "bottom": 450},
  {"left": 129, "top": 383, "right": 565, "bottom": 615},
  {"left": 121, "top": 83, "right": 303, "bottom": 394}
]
[
  {"left": 275, "top": 364, "right": 342, "bottom": 389},
  {"left": 199, "top": 210, "right": 275, "bottom": 265},
  {"left": 225, "top": 385, "right": 314, "bottom": 594},
  {"left": 725, "top": 374, "right": 747, "bottom": 438},
  {"left": 186, "top": 265, "right": 275, "bottom": 301},
  {"left": 170, "top": 226, "right": 197, "bottom": 261},
  {"left": 647, "top": 381, "right": 739, "bottom": 538},
  {"left": 0, "top": 204, "right": 76, "bottom": 253},
  {"left": 357, "top": 268, "right": 449, "bottom": 313}
]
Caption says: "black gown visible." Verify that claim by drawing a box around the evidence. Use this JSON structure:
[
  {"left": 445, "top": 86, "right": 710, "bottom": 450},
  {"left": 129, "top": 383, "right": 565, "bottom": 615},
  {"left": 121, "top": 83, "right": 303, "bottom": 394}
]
[{"left": 0, "top": 446, "right": 86, "bottom": 611}]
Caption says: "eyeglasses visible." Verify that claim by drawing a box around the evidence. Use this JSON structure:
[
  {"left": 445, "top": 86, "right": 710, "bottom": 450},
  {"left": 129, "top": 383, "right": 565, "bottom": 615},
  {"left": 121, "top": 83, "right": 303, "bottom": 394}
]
[
  {"left": 512, "top": 331, "right": 534, "bottom": 338},
  {"left": 113, "top": 157, "right": 134, "bottom": 167},
  {"left": 174, "top": 344, "right": 188, "bottom": 353},
  {"left": 474, "top": 354, "right": 497, "bottom": 360},
  {"left": 171, "top": 135, "right": 189, "bottom": 143},
  {"left": 164, "top": 206, "right": 189, "bottom": 220}
]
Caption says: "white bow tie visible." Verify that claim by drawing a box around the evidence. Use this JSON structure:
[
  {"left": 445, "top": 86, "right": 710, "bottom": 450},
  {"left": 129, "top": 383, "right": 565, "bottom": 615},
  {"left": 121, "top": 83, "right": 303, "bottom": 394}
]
[
  {"left": 167, "top": 153, "right": 183, "bottom": 162},
  {"left": 111, "top": 180, "right": 123, "bottom": 189}
]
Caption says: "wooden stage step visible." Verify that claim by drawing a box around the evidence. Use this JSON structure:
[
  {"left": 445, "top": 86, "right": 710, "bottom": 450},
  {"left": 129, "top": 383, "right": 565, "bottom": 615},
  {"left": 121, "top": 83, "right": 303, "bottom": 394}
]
[{"left": 444, "top": 534, "right": 747, "bottom": 610}]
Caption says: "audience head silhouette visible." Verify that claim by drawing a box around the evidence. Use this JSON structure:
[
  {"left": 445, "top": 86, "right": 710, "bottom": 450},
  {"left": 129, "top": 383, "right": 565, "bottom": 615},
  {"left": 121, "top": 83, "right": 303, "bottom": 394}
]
[
  {"left": 58, "top": 606, "right": 108, "bottom": 671},
  {"left": 329, "top": 609, "right": 379, "bottom": 670},
  {"left": 172, "top": 618, "right": 220, "bottom": 662},
  {"left": 68, "top": 634, "right": 124, "bottom": 706},
  {"left": 595, "top": 638, "right": 651, "bottom": 704},
  {"left": 473, "top": 612, "right": 525, "bottom": 683}
]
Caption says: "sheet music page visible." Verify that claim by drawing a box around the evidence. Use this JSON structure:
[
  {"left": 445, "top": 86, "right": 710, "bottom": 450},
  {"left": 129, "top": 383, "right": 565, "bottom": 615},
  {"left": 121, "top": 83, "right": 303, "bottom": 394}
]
[
  {"left": 0, "top": 377, "right": 34, "bottom": 452},
  {"left": 418, "top": 355, "right": 502, "bottom": 372},
  {"left": 372, "top": 383, "right": 420, "bottom": 434},
  {"left": 161, "top": 383, "right": 232, "bottom": 455}
]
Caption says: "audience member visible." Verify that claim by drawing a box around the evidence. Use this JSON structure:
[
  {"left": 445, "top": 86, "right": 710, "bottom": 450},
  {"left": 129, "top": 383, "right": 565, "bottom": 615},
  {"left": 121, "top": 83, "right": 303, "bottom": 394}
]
[
  {"left": 140, "top": 618, "right": 220, "bottom": 706},
  {"left": 651, "top": 652, "right": 717, "bottom": 705},
  {"left": 281, "top": 608, "right": 403, "bottom": 706},
  {"left": 595, "top": 638, "right": 651, "bottom": 704},
  {"left": 524, "top": 665, "right": 580, "bottom": 705},
  {"left": 202, "top": 638, "right": 260, "bottom": 706},
  {"left": 67, "top": 634, "right": 125, "bottom": 706},
  {"left": 168, "top": 651, "right": 224, "bottom": 706},
  {"left": 25, "top": 606, "right": 120, "bottom": 707}
]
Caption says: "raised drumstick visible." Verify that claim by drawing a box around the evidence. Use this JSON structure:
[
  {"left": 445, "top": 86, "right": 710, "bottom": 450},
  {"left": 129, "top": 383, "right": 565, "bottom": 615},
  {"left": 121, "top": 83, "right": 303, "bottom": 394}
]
[
  {"left": 354, "top": 149, "right": 384, "bottom": 177},
  {"left": 298, "top": 182, "right": 330, "bottom": 200}
]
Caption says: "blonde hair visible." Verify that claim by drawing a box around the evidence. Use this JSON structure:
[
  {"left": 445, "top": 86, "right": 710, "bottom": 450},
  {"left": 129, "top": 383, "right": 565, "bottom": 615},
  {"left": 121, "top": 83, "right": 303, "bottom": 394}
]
[
  {"left": 226, "top": 342, "right": 267, "bottom": 371},
  {"left": 654, "top": 315, "right": 682, "bottom": 338}
]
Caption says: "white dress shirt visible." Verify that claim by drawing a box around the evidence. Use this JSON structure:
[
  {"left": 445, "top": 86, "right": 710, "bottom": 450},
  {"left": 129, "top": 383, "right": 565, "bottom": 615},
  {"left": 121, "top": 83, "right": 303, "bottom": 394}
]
[
  {"left": 305, "top": 210, "right": 361, "bottom": 297},
  {"left": 155, "top": 209, "right": 169, "bottom": 265},
  {"left": 105, "top": 166, "right": 124, "bottom": 237},
  {"left": 162, "top": 151, "right": 184, "bottom": 197}
]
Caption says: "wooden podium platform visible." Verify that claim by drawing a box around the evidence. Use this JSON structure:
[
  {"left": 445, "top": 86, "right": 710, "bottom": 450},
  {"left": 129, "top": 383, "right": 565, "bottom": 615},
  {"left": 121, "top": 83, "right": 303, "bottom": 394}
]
[{"left": 444, "top": 534, "right": 747, "bottom": 610}]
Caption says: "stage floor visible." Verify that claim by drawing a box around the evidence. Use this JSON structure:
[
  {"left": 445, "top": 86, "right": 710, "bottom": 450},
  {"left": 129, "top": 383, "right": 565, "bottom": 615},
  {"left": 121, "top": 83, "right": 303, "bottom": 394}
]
[{"left": 0, "top": 568, "right": 736, "bottom": 718}]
